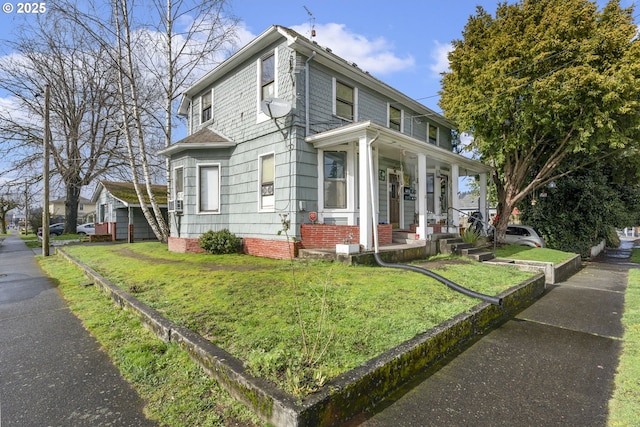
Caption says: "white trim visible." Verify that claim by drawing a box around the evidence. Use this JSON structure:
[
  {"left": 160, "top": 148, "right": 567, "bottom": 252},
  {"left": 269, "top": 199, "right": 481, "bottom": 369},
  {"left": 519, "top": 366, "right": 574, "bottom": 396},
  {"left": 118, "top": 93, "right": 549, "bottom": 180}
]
[
  {"left": 256, "top": 49, "right": 279, "bottom": 123},
  {"left": 258, "top": 151, "right": 275, "bottom": 212},
  {"left": 196, "top": 163, "right": 221, "bottom": 214},
  {"left": 318, "top": 147, "right": 358, "bottom": 224}
]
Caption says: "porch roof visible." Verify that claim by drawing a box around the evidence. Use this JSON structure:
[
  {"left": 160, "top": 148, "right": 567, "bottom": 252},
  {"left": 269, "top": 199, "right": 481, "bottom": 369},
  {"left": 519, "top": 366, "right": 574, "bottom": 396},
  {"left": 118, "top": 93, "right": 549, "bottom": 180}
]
[{"left": 305, "top": 121, "right": 492, "bottom": 175}]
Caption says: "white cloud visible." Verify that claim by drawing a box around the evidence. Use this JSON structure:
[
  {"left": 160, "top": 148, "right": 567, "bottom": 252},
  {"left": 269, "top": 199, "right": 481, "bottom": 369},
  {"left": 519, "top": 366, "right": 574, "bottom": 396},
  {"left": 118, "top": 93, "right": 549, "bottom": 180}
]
[
  {"left": 429, "top": 40, "right": 452, "bottom": 77},
  {"left": 290, "top": 23, "right": 414, "bottom": 75}
]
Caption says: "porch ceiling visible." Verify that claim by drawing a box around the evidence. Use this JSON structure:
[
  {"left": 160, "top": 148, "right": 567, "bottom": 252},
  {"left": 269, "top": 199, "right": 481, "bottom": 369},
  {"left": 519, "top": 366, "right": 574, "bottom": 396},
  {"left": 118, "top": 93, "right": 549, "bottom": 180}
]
[{"left": 305, "top": 121, "right": 491, "bottom": 176}]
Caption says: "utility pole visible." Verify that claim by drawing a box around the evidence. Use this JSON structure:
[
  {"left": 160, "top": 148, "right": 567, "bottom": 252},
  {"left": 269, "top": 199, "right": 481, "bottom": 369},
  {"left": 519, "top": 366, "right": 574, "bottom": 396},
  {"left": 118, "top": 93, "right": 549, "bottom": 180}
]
[{"left": 42, "top": 84, "right": 50, "bottom": 256}]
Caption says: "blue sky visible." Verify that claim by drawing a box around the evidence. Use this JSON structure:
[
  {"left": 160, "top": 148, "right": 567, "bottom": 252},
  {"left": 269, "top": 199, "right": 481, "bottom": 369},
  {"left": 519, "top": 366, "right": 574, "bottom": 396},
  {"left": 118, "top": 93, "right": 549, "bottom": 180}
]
[
  {"left": 0, "top": 0, "right": 636, "bottom": 190},
  {"left": 0, "top": 0, "right": 636, "bottom": 118}
]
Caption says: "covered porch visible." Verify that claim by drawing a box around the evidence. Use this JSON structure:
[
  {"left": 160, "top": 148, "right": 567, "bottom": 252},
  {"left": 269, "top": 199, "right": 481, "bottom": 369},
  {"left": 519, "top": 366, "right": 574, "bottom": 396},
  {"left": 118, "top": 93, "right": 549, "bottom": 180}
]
[{"left": 304, "top": 121, "right": 492, "bottom": 252}]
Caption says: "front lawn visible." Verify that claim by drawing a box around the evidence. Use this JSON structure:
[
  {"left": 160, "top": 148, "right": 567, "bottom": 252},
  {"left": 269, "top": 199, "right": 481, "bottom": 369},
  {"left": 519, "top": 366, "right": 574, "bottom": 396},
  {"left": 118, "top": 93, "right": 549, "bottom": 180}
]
[
  {"left": 56, "top": 242, "right": 535, "bottom": 397},
  {"left": 495, "top": 245, "right": 577, "bottom": 263}
]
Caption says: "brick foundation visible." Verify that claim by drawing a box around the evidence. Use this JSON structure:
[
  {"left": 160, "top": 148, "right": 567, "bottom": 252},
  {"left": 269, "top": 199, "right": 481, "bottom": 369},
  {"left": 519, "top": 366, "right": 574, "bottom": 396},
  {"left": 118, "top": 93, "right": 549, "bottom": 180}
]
[
  {"left": 168, "top": 236, "right": 207, "bottom": 254},
  {"left": 168, "top": 236, "right": 298, "bottom": 259},
  {"left": 242, "top": 238, "right": 299, "bottom": 259},
  {"left": 300, "top": 223, "right": 393, "bottom": 249}
]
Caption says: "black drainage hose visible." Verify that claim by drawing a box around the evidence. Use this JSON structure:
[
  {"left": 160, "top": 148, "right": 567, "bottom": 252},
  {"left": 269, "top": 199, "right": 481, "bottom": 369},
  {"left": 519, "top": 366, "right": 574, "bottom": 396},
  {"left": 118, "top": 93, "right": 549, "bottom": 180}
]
[{"left": 373, "top": 252, "right": 503, "bottom": 306}]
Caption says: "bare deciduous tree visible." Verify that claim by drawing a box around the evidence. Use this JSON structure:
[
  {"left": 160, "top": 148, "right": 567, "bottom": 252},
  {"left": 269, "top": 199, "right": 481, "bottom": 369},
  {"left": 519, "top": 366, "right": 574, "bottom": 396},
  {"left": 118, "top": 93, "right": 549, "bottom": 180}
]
[
  {"left": 0, "top": 14, "right": 126, "bottom": 232},
  {"left": 49, "top": 0, "right": 238, "bottom": 242}
]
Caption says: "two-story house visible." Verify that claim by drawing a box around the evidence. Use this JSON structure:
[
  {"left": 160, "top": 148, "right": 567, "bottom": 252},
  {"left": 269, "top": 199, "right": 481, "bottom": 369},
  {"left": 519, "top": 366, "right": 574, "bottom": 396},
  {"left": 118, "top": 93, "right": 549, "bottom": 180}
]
[{"left": 160, "top": 25, "right": 491, "bottom": 258}]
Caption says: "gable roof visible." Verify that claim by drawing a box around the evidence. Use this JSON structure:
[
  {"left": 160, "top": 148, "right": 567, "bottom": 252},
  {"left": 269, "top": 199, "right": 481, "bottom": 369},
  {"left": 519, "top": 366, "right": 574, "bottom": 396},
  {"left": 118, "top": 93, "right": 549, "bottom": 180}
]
[
  {"left": 158, "top": 127, "right": 235, "bottom": 157},
  {"left": 91, "top": 181, "right": 168, "bottom": 206},
  {"left": 177, "top": 25, "right": 454, "bottom": 130}
]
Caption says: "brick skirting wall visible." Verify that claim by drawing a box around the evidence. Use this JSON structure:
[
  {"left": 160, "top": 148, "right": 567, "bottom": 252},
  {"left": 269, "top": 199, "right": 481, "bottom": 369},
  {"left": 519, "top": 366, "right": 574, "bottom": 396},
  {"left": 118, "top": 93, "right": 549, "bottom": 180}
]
[
  {"left": 241, "top": 238, "right": 299, "bottom": 259},
  {"left": 300, "top": 223, "right": 393, "bottom": 249},
  {"left": 168, "top": 236, "right": 299, "bottom": 259}
]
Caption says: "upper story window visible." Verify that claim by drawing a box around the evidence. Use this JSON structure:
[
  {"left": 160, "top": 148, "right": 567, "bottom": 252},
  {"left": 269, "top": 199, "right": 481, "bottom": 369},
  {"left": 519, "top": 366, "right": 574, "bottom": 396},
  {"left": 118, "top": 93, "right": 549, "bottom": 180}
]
[
  {"left": 259, "top": 153, "right": 275, "bottom": 211},
  {"left": 334, "top": 80, "right": 355, "bottom": 121},
  {"left": 389, "top": 105, "right": 402, "bottom": 131},
  {"left": 323, "top": 151, "right": 347, "bottom": 209},
  {"left": 261, "top": 52, "right": 275, "bottom": 101},
  {"left": 428, "top": 123, "right": 438, "bottom": 145},
  {"left": 201, "top": 90, "right": 212, "bottom": 124}
]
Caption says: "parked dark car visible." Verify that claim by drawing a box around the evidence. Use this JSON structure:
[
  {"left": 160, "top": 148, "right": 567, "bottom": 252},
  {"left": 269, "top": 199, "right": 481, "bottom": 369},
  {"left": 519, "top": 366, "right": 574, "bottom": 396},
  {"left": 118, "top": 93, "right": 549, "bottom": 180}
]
[{"left": 37, "top": 223, "right": 65, "bottom": 236}]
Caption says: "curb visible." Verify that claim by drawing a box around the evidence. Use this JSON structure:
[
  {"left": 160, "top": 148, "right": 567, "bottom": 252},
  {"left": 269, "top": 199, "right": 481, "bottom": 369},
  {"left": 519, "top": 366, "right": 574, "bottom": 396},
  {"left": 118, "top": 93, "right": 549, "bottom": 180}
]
[{"left": 57, "top": 248, "right": 546, "bottom": 426}]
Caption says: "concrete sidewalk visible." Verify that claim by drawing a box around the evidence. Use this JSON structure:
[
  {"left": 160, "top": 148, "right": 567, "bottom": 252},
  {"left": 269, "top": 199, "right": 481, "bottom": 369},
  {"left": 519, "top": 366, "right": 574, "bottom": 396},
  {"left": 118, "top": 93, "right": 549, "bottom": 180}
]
[
  {"left": 0, "top": 234, "right": 155, "bottom": 426},
  {"left": 353, "top": 238, "right": 637, "bottom": 427}
]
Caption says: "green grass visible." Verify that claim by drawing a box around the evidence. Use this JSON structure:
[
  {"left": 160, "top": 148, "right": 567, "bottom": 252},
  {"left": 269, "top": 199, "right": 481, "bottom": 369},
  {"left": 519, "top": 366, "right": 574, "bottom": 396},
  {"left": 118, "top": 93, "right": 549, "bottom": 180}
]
[
  {"left": 608, "top": 268, "right": 640, "bottom": 426},
  {"left": 38, "top": 255, "right": 263, "bottom": 427},
  {"left": 495, "top": 245, "right": 576, "bottom": 263},
  {"left": 630, "top": 248, "right": 640, "bottom": 264},
  {"left": 58, "top": 242, "right": 535, "bottom": 396}
]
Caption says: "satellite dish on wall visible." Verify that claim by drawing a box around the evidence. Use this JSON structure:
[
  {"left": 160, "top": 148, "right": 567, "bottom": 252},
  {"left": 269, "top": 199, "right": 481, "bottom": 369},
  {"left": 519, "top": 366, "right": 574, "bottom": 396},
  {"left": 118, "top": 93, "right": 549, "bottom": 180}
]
[{"left": 260, "top": 98, "right": 292, "bottom": 118}]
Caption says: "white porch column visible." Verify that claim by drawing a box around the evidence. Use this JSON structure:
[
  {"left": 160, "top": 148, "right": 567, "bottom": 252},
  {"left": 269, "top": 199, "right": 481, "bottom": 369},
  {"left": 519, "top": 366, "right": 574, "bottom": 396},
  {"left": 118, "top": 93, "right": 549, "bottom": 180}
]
[
  {"left": 451, "top": 164, "right": 460, "bottom": 228},
  {"left": 479, "top": 172, "right": 488, "bottom": 229},
  {"left": 417, "top": 154, "right": 427, "bottom": 240},
  {"left": 359, "top": 134, "right": 373, "bottom": 250}
]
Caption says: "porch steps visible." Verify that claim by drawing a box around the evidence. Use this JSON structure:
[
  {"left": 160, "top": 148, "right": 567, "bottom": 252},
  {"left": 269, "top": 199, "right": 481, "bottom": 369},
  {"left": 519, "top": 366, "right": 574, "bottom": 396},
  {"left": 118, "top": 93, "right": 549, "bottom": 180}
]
[
  {"left": 392, "top": 230, "right": 422, "bottom": 244},
  {"left": 439, "top": 237, "right": 495, "bottom": 262}
]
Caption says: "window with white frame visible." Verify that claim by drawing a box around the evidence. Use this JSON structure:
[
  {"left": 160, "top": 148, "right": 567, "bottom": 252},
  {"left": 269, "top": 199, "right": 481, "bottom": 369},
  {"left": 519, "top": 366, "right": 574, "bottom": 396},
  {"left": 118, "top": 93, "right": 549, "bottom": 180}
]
[
  {"left": 323, "top": 151, "right": 347, "bottom": 209},
  {"left": 261, "top": 52, "right": 275, "bottom": 101},
  {"left": 174, "top": 167, "right": 184, "bottom": 200},
  {"left": 198, "top": 164, "right": 220, "bottom": 213},
  {"left": 428, "top": 123, "right": 438, "bottom": 145},
  {"left": 201, "top": 90, "right": 212, "bottom": 123},
  {"left": 259, "top": 153, "right": 275, "bottom": 210},
  {"left": 389, "top": 105, "right": 402, "bottom": 131},
  {"left": 334, "top": 80, "right": 355, "bottom": 121}
]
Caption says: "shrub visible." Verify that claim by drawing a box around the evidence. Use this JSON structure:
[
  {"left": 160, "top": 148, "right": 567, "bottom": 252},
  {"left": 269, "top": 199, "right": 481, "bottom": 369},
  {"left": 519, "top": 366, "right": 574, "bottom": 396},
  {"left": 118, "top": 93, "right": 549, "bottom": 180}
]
[{"left": 198, "top": 229, "right": 242, "bottom": 254}]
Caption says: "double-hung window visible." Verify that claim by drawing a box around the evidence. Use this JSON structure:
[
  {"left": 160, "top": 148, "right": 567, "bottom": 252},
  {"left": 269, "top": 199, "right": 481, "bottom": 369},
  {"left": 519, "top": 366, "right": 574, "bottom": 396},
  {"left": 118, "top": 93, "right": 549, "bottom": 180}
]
[
  {"left": 174, "top": 167, "right": 184, "bottom": 201},
  {"left": 201, "top": 90, "right": 212, "bottom": 123},
  {"left": 323, "top": 151, "right": 347, "bottom": 209},
  {"left": 198, "top": 164, "right": 220, "bottom": 213},
  {"left": 335, "top": 81, "right": 355, "bottom": 121},
  {"left": 261, "top": 52, "right": 275, "bottom": 101},
  {"left": 389, "top": 105, "right": 402, "bottom": 131},
  {"left": 259, "top": 153, "right": 275, "bottom": 210},
  {"left": 428, "top": 124, "right": 438, "bottom": 145}
]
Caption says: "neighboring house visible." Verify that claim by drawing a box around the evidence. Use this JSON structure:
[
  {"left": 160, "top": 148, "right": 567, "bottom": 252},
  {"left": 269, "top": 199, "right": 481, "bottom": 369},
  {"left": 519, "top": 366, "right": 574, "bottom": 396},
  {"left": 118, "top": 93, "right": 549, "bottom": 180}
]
[
  {"left": 458, "top": 192, "right": 497, "bottom": 230},
  {"left": 49, "top": 196, "right": 96, "bottom": 224},
  {"left": 91, "top": 181, "right": 168, "bottom": 242},
  {"left": 160, "top": 25, "right": 491, "bottom": 259}
]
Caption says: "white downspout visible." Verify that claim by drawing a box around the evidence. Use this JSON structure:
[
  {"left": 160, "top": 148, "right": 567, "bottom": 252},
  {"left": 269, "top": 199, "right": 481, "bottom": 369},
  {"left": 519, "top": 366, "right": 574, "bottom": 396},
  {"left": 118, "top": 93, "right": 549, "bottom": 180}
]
[
  {"left": 305, "top": 51, "right": 317, "bottom": 137},
  {"left": 367, "top": 132, "right": 380, "bottom": 252}
]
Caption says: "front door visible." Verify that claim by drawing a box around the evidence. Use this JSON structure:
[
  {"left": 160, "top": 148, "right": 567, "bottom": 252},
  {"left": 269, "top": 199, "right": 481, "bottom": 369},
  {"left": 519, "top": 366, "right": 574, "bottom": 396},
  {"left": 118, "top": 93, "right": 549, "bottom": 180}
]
[{"left": 389, "top": 173, "right": 400, "bottom": 228}]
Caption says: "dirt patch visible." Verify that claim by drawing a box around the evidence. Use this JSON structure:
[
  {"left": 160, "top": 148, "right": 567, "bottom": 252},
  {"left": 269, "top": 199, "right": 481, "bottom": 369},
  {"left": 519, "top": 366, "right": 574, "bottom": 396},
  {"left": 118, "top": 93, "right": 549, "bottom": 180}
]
[{"left": 115, "top": 247, "right": 266, "bottom": 272}]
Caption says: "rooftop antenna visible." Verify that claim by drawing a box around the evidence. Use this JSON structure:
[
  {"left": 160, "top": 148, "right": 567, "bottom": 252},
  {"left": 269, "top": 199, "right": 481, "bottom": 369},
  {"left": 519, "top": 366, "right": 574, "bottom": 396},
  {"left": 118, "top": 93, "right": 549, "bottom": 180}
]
[{"left": 304, "top": 6, "right": 316, "bottom": 39}]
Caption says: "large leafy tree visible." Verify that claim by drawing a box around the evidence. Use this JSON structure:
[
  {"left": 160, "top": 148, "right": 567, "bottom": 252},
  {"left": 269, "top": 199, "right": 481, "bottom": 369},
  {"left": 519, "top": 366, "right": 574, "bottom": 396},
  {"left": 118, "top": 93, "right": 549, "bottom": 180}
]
[{"left": 440, "top": 0, "right": 640, "bottom": 243}]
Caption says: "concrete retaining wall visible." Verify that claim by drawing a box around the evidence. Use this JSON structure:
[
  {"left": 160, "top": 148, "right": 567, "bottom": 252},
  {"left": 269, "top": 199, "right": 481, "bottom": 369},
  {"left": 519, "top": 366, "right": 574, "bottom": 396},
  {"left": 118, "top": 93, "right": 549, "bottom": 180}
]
[{"left": 487, "top": 254, "right": 581, "bottom": 285}]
